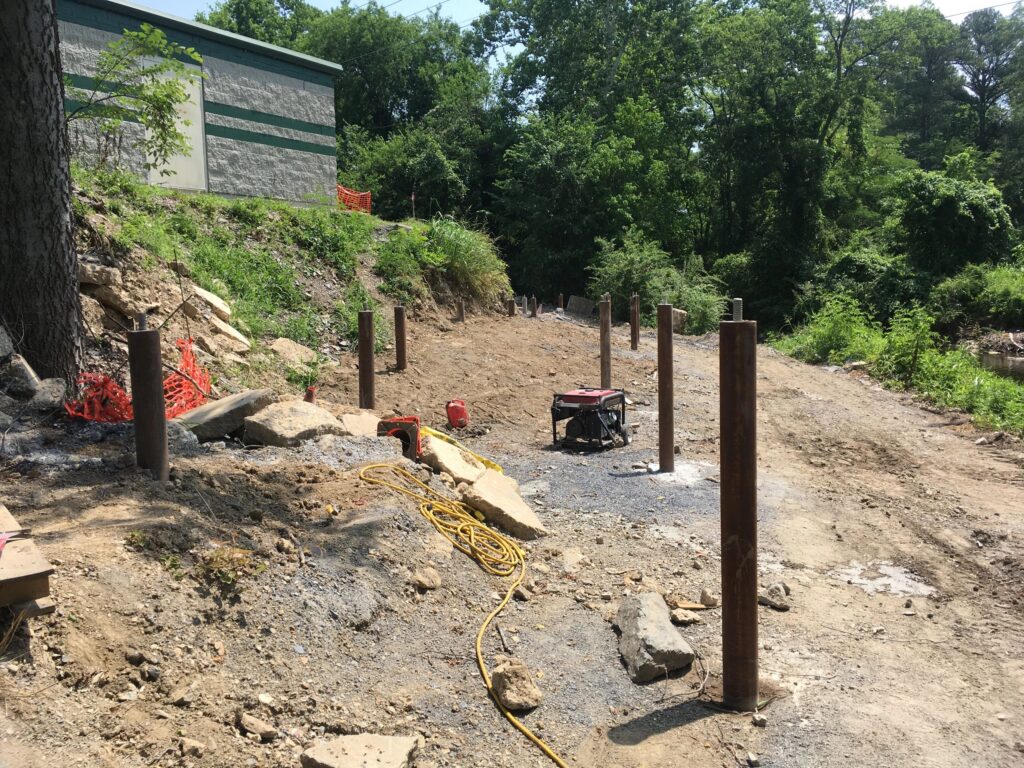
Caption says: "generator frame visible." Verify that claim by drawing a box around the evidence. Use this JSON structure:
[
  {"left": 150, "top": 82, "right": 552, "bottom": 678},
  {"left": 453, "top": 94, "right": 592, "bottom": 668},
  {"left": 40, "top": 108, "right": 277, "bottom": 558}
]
[{"left": 551, "top": 388, "right": 630, "bottom": 450}]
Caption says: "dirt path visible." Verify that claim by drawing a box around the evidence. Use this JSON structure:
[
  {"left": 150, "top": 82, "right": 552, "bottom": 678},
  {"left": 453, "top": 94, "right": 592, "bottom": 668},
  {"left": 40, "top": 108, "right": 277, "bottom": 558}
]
[{"left": 2, "top": 311, "right": 1022, "bottom": 768}]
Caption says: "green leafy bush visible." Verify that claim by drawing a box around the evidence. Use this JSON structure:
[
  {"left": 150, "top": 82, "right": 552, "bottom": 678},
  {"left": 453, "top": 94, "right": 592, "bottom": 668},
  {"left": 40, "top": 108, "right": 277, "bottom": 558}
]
[
  {"left": 588, "top": 229, "right": 727, "bottom": 333},
  {"left": 930, "top": 264, "right": 1024, "bottom": 333},
  {"left": 374, "top": 226, "right": 433, "bottom": 304},
  {"left": 287, "top": 206, "right": 375, "bottom": 280},
  {"left": 772, "top": 293, "right": 885, "bottom": 365},
  {"left": 874, "top": 306, "right": 936, "bottom": 388}
]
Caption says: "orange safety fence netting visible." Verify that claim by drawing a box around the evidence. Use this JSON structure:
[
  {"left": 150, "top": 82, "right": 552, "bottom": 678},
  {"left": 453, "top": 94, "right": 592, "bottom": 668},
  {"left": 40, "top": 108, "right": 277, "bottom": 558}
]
[
  {"left": 65, "top": 338, "right": 211, "bottom": 423},
  {"left": 338, "top": 184, "right": 372, "bottom": 214}
]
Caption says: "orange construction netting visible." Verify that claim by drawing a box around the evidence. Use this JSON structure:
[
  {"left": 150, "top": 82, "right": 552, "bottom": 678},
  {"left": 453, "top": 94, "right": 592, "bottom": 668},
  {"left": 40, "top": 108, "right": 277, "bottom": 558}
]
[
  {"left": 65, "top": 338, "right": 211, "bottom": 423},
  {"left": 338, "top": 184, "right": 372, "bottom": 214}
]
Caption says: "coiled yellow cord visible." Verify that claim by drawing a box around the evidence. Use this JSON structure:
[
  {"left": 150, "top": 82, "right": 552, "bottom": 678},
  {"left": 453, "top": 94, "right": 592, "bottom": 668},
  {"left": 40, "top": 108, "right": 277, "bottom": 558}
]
[{"left": 359, "top": 463, "right": 570, "bottom": 768}]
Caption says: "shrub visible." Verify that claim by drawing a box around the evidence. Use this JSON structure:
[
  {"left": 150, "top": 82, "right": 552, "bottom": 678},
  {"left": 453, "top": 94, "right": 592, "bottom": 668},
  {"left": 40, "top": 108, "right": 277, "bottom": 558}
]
[
  {"left": 772, "top": 293, "right": 885, "bottom": 365},
  {"left": 426, "top": 217, "right": 511, "bottom": 305},
  {"left": 874, "top": 306, "right": 936, "bottom": 388},
  {"left": 930, "top": 264, "right": 1024, "bottom": 333},
  {"left": 588, "top": 229, "right": 726, "bottom": 333}
]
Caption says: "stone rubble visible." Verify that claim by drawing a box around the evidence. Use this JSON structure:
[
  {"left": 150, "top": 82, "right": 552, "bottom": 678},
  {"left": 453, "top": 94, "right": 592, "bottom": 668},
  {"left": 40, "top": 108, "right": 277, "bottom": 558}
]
[
  {"left": 458, "top": 468, "right": 548, "bottom": 540},
  {"left": 300, "top": 734, "right": 419, "bottom": 768},
  {"left": 243, "top": 400, "right": 346, "bottom": 447},
  {"left": 490, "top": 655, "right": 543, "bottom": 711},
  {"left": 174, "top": 388, "right": 277, "bottom": 441},
  {"left": 420, "top": 435, "right": 486, "bottom": 485},
  {"left": 615, "top": 593, "right": 695, "bottom": 683}
]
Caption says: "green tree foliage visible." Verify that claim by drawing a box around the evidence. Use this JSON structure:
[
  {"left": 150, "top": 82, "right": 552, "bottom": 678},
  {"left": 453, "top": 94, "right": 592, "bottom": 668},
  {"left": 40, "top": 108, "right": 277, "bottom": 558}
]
[
  {"left": 65, "top": 24, "right": 203, "bottom": 173},
  {"left": 196, "top": 0, "right": 323, "bottom": 46}
]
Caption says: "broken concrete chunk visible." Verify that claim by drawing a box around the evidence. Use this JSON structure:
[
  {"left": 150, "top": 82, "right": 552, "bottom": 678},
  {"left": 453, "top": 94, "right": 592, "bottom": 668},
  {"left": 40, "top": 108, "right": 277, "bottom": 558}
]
[
  {"left": 491, "top": 655, "right": 543, "bottom": 711},
  {"left": 758, "top": 583, "right": 790, "bottom": 611},
  {"left": 77, "top": 262, "right": 122, "bottom": 287},
  {"left": 1, "top": 354, "right": 41, "bottom": 398},
  {"left": 191, "top": 285, "right": 231, "bottom": 321},
  {"left": 670, "top": 608, "right": 702, "bottom": 626},
  {"left": 174, "top": 388, "right": 276, "bottom": 441},
  {"left": 237, "top": 711, "right": 277, "bottom": 741},
  {"left": 410, "top": 565, "right": 442, "bottom": 591},
  {"left": 209, "top": 315, "right": 250, "bottom": 352},
  {"left": 243, "top": 400, "right": 345, "bottom": 447},
  {"left": 28, "top": 378, "right": 66, "bottom": 410},
  {"left": 420, "top": 435, "right": 485, "bottom": 485},
  {"left": 458, "top": 468, "right": 548, "bottom": 540},
  {"left": 270, "top": 337, "right": 317, "bottom": 366},
  {"left": 300, "top": 734, "right": 419, "bottom": 768},
  {"left": 615, "top": 593, "right": 695, "bottom": 683},
  {"left": 339, "top": 410, "right": 380, "bottom": 438}
]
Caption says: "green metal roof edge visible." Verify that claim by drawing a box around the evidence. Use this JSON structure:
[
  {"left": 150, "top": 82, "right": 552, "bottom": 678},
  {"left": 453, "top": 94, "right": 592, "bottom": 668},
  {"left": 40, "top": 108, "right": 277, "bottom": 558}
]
[{"left": 70, "top": 0, "right": 345, "bottom": 76}]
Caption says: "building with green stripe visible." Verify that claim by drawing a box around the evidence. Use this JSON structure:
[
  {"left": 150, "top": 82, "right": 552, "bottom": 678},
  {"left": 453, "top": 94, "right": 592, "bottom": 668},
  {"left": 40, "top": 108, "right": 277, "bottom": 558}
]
[{"left": 57, "top": 0, "right": 342, "bottom": 203}]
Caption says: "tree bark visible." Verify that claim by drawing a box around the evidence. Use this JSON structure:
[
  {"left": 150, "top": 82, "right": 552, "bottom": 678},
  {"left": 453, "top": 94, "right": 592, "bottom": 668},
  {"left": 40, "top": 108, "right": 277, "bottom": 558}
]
[{"left": 0, "top": 0, "right": 83, "bottom": 382}]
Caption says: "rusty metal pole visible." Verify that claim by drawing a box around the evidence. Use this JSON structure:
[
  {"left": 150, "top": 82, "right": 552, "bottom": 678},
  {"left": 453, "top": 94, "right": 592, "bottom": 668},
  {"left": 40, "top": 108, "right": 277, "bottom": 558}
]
[
  {"left": 599, "top": 296, "right": 612, "bottom": 389},
  {"left": 507, "top": 298, "right": 516, "bottom": 317},
  {"left": 394, "top": 305, "right": 407, "bottom": 371},
  {"left": 657, "top": 303, "right": 674, "bottom": 473},
  {"left": 720, "top": 319, "right": 758, "bottom": 712},
  {"left": 529, "top": 295, "right": 537, "bottom": 318},
  {"left": 127, "top": 315, "right": 169, "bottom": 481},
  {"left": 558, "top": 293, "right": 564, "bottom": 310},
  {"left": 456, "top": 298, "right": 465, "bottom": 323},
  {"left": 630, "top": 293, "right": 640, "bottom": 351},
  {"left": 358, "top": 310, "right": 375, "bottom": 409}
]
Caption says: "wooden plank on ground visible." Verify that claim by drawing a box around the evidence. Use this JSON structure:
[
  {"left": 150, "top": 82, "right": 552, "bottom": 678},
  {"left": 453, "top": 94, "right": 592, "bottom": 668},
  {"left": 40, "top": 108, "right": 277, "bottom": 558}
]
[
  {"left": 0, "top": 503, "right": 27, "bottom": 536},
  {"left": 0, "top": 539, "right": 53, "bottom": 608}
]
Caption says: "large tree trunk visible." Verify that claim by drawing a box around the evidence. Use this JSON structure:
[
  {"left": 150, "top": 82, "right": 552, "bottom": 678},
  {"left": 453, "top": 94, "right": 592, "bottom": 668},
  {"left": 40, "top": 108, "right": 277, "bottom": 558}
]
[{"left": 0, "top": 0, "right": 83, "bottom": 383}]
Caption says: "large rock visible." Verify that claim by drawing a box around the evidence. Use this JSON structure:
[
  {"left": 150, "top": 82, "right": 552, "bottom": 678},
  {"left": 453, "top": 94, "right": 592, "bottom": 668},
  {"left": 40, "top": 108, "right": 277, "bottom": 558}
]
[
  {"left": 300, "top": 734, "right": 419, "bottom": 768},
  {"left": 459, "top": 469, "right": 547, "bottom": 540},
  {"left": 1, "top": 355, "right": 41, "bottom": 398},
  {"left": 28, "top": 378, "right": 66, "bottom": 410},
  {"left": 192, "top": 286, "right": 232, "bottom": 321},
  {"left": 421, "top": 435, "right": 485, "bottom": 485},
  {"left": 615, "top": 593, "right": 695, "bottom": 683},
  {"left": 672, "top": 308, "right": 688, "bottom": 335},
  {"left": 270, "top": 337, "right": 317, "bottom": 366},
  {"left": 175, "top": 389, "right": 277, "bottom": 441},
  {"left": 89, "top": 285, "right": 158, "bottom": 319},
  {"left": 209, "top": 316, "right": 251, "bottom": 352},
  {"left": 244, "top": 400, "right": 345, "bottom": 447},
  {"left": 339, "top": 410, "right": 380, "bottom": 438},
  {"left": 0, "top": 326, "right": 12, "bottom": 362},
  {"left": 77, "top": 263, "right": 122, "bottom": 287},
  {"left": 491, "top": 655, "right": 543, "bottom": 711}
]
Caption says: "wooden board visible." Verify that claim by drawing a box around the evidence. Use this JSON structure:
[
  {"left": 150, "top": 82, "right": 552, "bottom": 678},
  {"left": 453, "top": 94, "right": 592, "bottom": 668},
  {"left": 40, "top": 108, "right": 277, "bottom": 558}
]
[
  {"left": 9, "top": 596, "right": 55, "bottom": 618},
  {"left": 0, "top": 539, "right": 53, "bottom": 608},
  {"left": 0, "top": 503, "right": 26, "bottom": 536}
]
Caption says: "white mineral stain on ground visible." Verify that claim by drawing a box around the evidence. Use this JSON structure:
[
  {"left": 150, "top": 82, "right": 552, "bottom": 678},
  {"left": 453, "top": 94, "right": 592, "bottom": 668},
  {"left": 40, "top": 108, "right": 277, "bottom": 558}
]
[
  {"left": 833, "top": 561, "right": 936, "bottom": 596},
  {"left": 651, "top": 461, "right": 710, "bottom": 486}
]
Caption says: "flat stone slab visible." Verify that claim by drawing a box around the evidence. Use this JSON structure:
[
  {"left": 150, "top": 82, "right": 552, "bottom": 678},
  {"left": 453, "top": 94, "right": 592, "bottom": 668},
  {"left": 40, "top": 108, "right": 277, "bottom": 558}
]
[
  {"left": 615, "top": 592, "right": 694, "bottom": 683},
  {"left": 270, "top": 337, "right": 318, "bottom": 366},
  {"left": 77, "top": 263, "right": 122, "bottom": 287},
  {"left": 300, "top": 734, "right": 419, "bottom": 768},
  {"left": 192, "top": 286, "right": 232, "bottom": 321},
  {"left": 339, "top": 410, "right": 381, "bottom": 437},
  {"left": 459, "top": 468, "right": 547, "bottom": 540},
  {"left": 175, "top": 388, "right": 277, "bottom": 441},
  {"left": 244, "top": 400, "right": 345, "bottom": 447},
  {"left": 566, "top": 295, "right": 596, "bottom": 317},
  {"left": 210, "top": 316, "right": 250, "bottom": 352},
  {"left": 420, "top": 435, "right": 485, "bottom": 485}
]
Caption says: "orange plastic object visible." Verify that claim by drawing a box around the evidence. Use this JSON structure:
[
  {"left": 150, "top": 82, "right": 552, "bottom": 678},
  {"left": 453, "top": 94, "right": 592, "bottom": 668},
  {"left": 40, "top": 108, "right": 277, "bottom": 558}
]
[{"left": 337, "top": 184, "right": 372, "bottom": 214}]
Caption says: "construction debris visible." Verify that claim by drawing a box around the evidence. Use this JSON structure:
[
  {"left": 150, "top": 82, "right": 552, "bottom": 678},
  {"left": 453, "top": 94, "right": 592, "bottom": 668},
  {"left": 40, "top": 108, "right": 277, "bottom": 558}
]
[
  {"left": 174, "top": 388, "right": 277, "bottom": 441},
  {"left": 420, "top": 434, "right": 485, "bottom": 484},
  {"left": 615, "top": 593, "right": 695, "bottom": 683},
  {"left": 300, "top": 734, "right": 419, "bottom": 768},
  {"left": 243, "top": 400, "right": 346, "bottom": 447},
  {"left": 491, "top": 655, "right": 543, "bottom": 711},
  {"left": 458, "top": 468, "right": 548, "bottom": 539}
]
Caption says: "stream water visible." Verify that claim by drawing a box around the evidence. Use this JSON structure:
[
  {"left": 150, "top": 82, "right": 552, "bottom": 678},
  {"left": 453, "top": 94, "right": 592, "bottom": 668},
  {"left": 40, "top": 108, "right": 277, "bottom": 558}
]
[{"left": 979, "top": 350, "right": 1024, "bottom": 381}]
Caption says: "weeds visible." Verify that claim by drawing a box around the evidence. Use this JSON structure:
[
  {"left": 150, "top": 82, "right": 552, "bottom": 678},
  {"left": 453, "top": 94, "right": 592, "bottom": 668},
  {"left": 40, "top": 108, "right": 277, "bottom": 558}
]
[{"left": 196, "top": 546, "right": 265, "bottom": 590}]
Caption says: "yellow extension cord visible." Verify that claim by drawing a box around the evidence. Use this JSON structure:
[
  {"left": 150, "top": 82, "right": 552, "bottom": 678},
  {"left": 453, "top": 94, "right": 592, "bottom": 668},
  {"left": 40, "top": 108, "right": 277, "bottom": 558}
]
[{"left": 359, "top": 463, "right": 570, "bottom": 768}]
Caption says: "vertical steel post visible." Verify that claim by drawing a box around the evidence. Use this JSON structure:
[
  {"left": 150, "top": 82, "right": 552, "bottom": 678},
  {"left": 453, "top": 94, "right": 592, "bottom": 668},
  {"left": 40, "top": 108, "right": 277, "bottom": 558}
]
[
  {"left": 720, "top": 319, "right": 758, "bottom": 711},
  {"left": 127, "top": 316, "right": 169, "bottom": 481},
  {"left": 456, "top": 299, "right": 465, "bottom": 323},
  {"left": 529, "top": 295, "right": 537, "bottom": 318},
  {"left": 630, "top": 293, "right": 640, "bottom": 351},
  {"left": 558, "top": 293, "right": 564, "bottom": 310},
  {"left": 733, "top": 297, "right": 744, "bottom": 321},
  {"left": 358, "top": 310, "right": 375, "bottom": 409},
  {"left": 657, "top": 303, "right": 674, "bottom": 473},
  {"left": 507, "top": 298, "right": 516, "bottom": 317},
  {"left": 522, "top": 296, "right": 528, "bottom": 316},
  {"left": 599, "top": 296, "right": 612, "bottom": 389},
  {"left": 394, "top": 304, "right": 407, "bottom": 371}
]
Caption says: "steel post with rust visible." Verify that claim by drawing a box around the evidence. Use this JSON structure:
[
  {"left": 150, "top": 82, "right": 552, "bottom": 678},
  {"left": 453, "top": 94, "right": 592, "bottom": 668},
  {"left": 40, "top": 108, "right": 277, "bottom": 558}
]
[
  {"left": 529, "top": 296, "right": 537, "bottom": 318},
  {"left": 599, "top": 296, "right": 612, "bottom": 388},
  {"left": 127, "top": 316, "right": 169, "bottom": 481},
  {"left": 720, "top": 319, "right": 758, "bottom": 711},
  {"left": 657, "top": 303, "right": 674, "bottom": 473},
  {"left": 630, "top": 293, "right": 640, "bottom": 351},
  {"left": 358, "top": 310, "right": 375, "bottom": 409},
  {"left": 456, "top": 299, "right": 465, "bottom": 323},
  {"left": 507, "top": 298, "right": 516, "bottom": 317},
  {"left": 394, "top": 305, "right": 407, "bottom": 371},
  {"left": 558, "top": 293, "right": 564, "bottom": 310}
]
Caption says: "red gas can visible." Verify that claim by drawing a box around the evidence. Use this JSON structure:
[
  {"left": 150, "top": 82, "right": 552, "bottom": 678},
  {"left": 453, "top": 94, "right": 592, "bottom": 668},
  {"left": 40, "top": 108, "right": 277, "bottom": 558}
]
[{"left": 446, "top": 399, "right": 469, "bottom": 429}]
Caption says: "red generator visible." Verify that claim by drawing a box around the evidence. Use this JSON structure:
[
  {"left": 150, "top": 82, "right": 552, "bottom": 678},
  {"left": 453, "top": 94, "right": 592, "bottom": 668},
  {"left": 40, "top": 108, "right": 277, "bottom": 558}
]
[{"left": 551, "top": 388, "right": 629, "bottom": 450}]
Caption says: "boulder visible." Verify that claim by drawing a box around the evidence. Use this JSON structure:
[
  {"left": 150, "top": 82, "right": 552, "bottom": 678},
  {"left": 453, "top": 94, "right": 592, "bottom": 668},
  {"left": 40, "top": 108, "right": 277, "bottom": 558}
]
[
  {"left": 89, "top": 285, "right": 158, "bottom": 319},
  {"left": 1, "top": 355, "right": 41, "bottom": 398},
  {"left": 28, "top": 378, "right": 66, "bottom": 410},
  {"left": 491, "top": 655, "right": 543, "bottom": 711},
  {"left": 270, "top": 337, "right": 318, "bottom": 366},
  {"left": 77, "top": 263, "right": 122, "bottom": 287},
  {"left": 174, "top": 389, "right": 277, "bottom": 441},
  {"left": 80, "top": 294, "right": 107, "bottom": 333},
  {"left": 615, "top": 593, "right": 695, "bottom": 683},
  {"left": 191, "top": 286, "right": 231, "bottom": 321},
  {"left": 300, "top": 734, "right": 419, "bottom": 768},
  {"left": 209, "top": 316, "right": 250, "bottom": 352},
  {"left": 0, "top": 326, "right": 12, "bottom": 362},
  {"left": 244, "top": 400, "right": 345, "bottom": 447},
  {"left": 420, "top": 435, "right": 485, "bottom": 485},
  {"left": 458, "top": 469, "right": 547, "bottom": 540},
  {"left": 672, "top": 308, "right": 688, "bottom": 335},
  {"left": 339, "top": 410, "right": 380, "bottom": 438}
]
